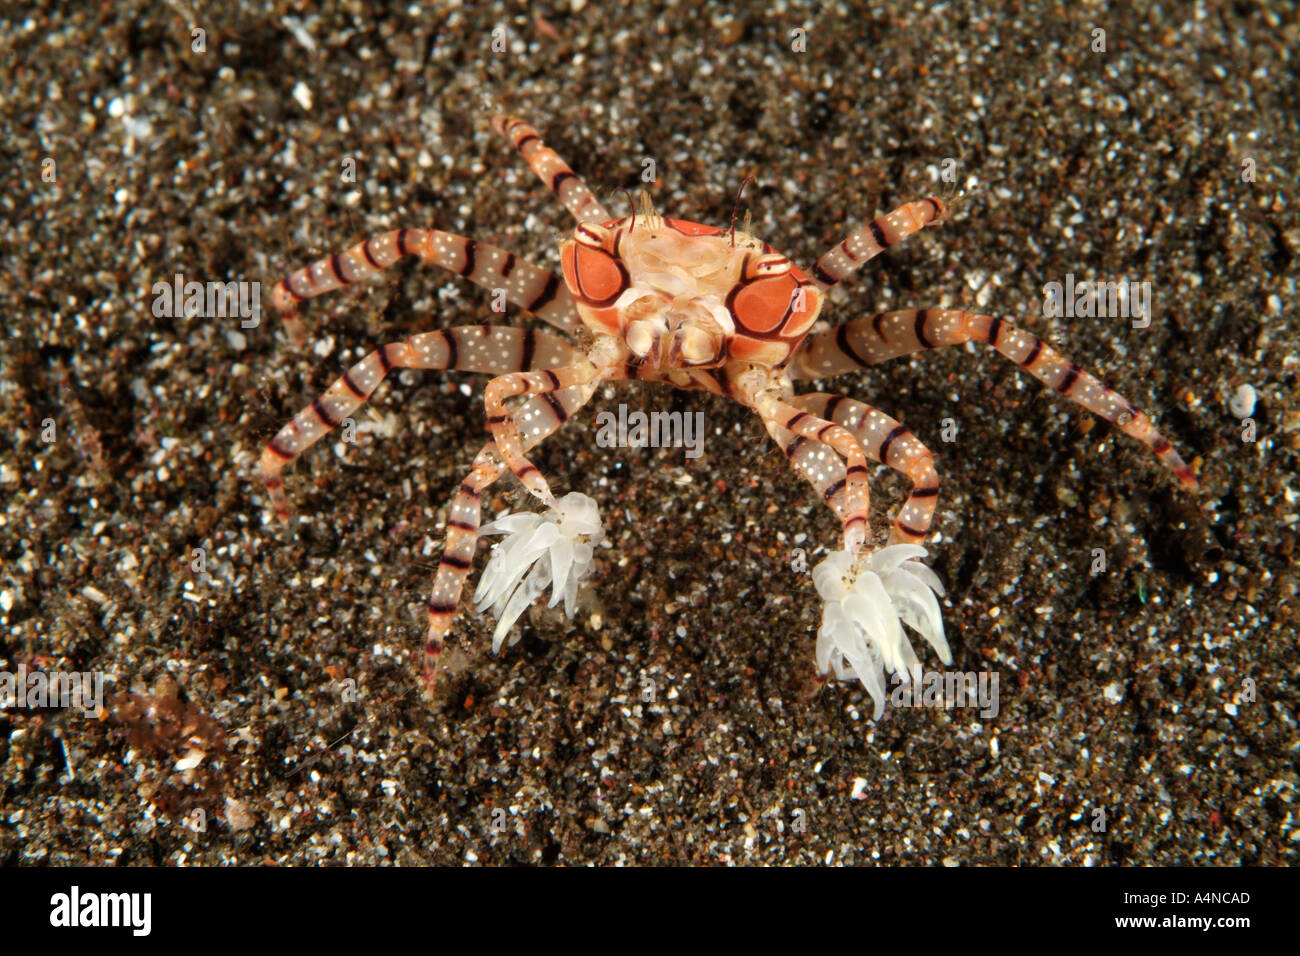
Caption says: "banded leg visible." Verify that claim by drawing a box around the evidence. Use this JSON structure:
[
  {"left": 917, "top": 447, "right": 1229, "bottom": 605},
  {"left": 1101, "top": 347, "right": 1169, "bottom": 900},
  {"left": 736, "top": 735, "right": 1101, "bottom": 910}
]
[
  {"left": 811, "top": 197, "right": 949, "bottom": 288},
  {"left": 260, "top": 326, "right": 575, "bottom": 519},
  {"left": 763, "top": 418, "right": 848, "bottom": 526},
  {"left": 483, "top": 335, "right": 628, "bottom": 505},
  {"left": 271, "top": 228, "right": 582, "bottom": 343},
  {"left": 423, "top": 383, "right": 598, "bottom": 689},
  {"left": 491, "top": 115, "right": 611, "bottom": 224},
  {"left": 793, "top": 307, "right": 1197, "bottom": 489},
  {"left": 752, "top": 395, "right": 873, "bottom": 553},
  {"left": 483, "top": 362, "right": 611, "bottom": 506},
  {"left": 794, "top": 394, "right": 941, "bottom": 544}
]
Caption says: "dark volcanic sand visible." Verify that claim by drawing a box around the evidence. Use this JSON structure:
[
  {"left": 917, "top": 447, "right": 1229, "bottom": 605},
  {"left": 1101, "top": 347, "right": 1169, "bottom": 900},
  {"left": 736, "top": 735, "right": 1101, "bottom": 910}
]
[{"left": 1, "top": 1, "right": 1296, "bottom": 865}]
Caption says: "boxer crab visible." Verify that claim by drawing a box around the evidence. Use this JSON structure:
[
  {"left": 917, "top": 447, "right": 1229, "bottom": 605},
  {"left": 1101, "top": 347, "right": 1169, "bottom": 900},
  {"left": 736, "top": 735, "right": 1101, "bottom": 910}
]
[{"left": 261, "top": 116, "right": 1197, "bottom": 717}]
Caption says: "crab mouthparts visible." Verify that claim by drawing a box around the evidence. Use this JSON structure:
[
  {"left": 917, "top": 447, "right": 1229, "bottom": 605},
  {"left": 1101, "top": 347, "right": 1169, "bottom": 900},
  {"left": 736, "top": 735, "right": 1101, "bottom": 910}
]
[{"left": 621, "top": 290, "right": 733, "bottom": 368}]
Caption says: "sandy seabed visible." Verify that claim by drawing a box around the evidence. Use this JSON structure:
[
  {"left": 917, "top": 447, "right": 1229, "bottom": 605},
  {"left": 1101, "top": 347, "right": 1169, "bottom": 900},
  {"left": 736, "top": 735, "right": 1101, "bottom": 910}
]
[{"left": 1, "top": 1, "right": 1296, "bottom": 865}]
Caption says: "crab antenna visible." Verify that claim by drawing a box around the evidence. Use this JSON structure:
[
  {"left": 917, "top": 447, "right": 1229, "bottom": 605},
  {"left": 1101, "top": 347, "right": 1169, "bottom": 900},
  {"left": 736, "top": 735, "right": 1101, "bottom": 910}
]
[
  {"left": 730, "top": 175, "right": 756, "bottom": 247},
  {"left": 618, "top": 187, "right": 636, "bottom": 231}
]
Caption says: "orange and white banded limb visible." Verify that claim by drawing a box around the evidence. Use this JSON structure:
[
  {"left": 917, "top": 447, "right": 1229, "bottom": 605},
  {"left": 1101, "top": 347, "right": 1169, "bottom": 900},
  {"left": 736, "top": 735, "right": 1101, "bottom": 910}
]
[
  {"left": 270, "top": 228, "right": 582, "bottom": 344},
  {"left": 791, "top": 394, "right": 942, "bottom": 545},
  {"left": 793, "top": 307, "right": 1197, "bottom": 490},
  {"left": 259, "top": 326, "right": 576, "bottom": 520},
  {"left": 491, "top": 115, "right": 611, "bottom": 223},
  {"left": 260, "top": 111, "right": 1201, "bottom": 717},
  {"left": 421, "top": 383, "right": 598, "bottom": 687},
  {"left": 811, "top": 197, "right": 950, "bottom": 289}
]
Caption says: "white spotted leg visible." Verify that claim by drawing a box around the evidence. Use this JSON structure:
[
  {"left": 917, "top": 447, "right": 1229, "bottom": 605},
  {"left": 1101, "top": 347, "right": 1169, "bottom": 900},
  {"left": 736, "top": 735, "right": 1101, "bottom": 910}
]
[
  {"left": 748, "top": 389, "right": 874, "bottom": 554},
  {"left": 482, "top": 337, "right": 628, "bottom": 507},
  {"left": 491, "top": 115, "right": 611, "bottom": 224},
  {"left": 260, "top": 326, "right": 576, "bottom": 520},
  {"left": 421, "top": 382, "right": 598, "bottom": 691},
  {"left": 794, "top": 307, "right": 1198, "bottom": 489},
  {"left": 792, "top": 394, "right": 941, "bottom": 544},
  {"left": 811, "top": 197, "right": 950, "bottom": 289},
  {"left": 271, "top": 228, "right": 582, "bottom": 345}
]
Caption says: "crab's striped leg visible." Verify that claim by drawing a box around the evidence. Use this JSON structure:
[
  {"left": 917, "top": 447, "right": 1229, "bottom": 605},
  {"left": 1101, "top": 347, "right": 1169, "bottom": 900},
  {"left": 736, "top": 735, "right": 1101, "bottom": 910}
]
[
  {"left": 811, "top": 197, "right": 949, "bottom": 288},
  {"left": 422, "top": 382, "right": 597, "bottom": 689},
  {"left": 483, "top": 364, "right": 611, "bottom": 506},
  {"left": 793, "top": 394, "right": 941, "bottom": 544},
  {"left": 794, "top": 308, "right": 1197, "bottom": 489},
  {"left": 763, "top": 419, "right": 848, "bottom": 518},
  {"left": 749, "top": 391, "right": 873, "bottom": 554},
  {"left": 491, "top": 115, "right": 611, "bottom": 224},
  {"left": 483, "top": 339, "right": 629, "bottom": 505},
  {"left": 260, "top": 326, "right": 576, "bottom": 520},
  {"left": 271, "top": 229, "right": 582, "bottom": 343}
]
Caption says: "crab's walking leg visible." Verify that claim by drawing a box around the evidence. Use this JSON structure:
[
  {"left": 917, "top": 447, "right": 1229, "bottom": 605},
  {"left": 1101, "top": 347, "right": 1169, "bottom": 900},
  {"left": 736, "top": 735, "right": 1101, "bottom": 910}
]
[
  {"left": 491, "top": 115, "right": 611, "bottom": 224},
  {"left": 260, "top": 326, "right": 576, "bottom": 519},
  {"left": 271, "top": 229, "right": 582, "bottom": 343},
  {"left": 811, "top": 197, "right": 949, "bottom": 288},
  {"left": 762, "top": 421, "right": 848, "bottom": 521},
  {"left": 483, "top": 363, "right": 612, "bottom": 506},
  {"left": 794, "top": 308, "right": 1197, "bottom": 489},
  {"left": 483, "top": 339, "right": 628, "bottom": 505},
  {"left": 750, "top": 392, "right": 873, "bottom": 553},
  {"left": 793, "top": 394, "right": 941, "bottom": 544},
  {"left": 422, "top": 383, "right": 598, "bottom": 689}
]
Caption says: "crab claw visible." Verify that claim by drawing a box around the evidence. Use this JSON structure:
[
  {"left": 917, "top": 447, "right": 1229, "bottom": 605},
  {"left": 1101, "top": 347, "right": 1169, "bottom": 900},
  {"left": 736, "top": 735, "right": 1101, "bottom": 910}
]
[{"left": 812, "top": 545, "right": 950, "bottom": 719}]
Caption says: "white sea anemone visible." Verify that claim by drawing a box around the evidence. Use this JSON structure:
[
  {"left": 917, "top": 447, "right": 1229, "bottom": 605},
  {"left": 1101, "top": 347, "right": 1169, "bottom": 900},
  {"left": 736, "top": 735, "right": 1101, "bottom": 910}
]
[
  {"left": 474, "top": 492, "right": 603, "bottom": 652},
  {"left": 812, "top": 544, "right": 951, "bottom": 719}
]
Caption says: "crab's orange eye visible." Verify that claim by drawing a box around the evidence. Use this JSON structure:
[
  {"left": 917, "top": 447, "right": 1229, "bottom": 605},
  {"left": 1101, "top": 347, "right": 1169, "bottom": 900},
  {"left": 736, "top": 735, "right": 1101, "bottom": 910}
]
[
  {"left": 748, "top": 254, "right": 791, "bottom": 279},
  {"left": 729, "top": 272, "right": 801, "bottom": 334},
  {"left": 575, "top": 223, "right": 612, "bottom": 248},
  {"left": 563, "top": 241, "right": 629, "bottom": 309}
]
